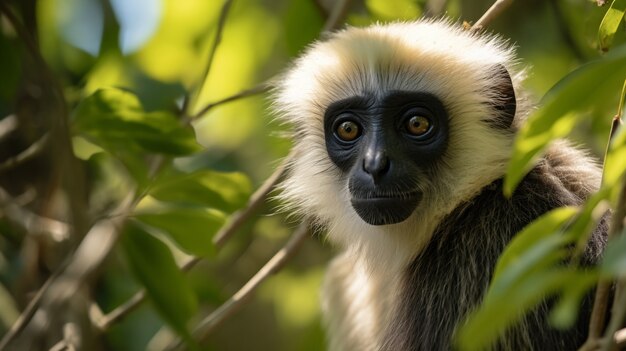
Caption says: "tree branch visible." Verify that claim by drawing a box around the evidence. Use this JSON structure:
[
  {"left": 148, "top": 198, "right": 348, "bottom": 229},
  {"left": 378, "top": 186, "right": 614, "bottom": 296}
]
[
  {"left": 97, "top": 0, "right": 354, "bottom": 340},
  {"left": 94, "top": 150, "right": 295, "bottom": 330},
  {"left": 471, "top": 0, "right": 515, "bottom": 31},
  {"left": 322, "top": 0, "right": 352, "bottom": 33},
  {"left": 186, "top": 0, "right": 235, "bottom": 116},
  {"left": 164, "top": 222, "right": 310, "bottom": 351},
  {"left": 213, "top": 149, "right": 295, "bottom": 248},
  {"left": 189, "top": 82, "right": 269, "bottom": 122},
  {"left": 600, "top": 184, "right": 626, "bottom": 351},
  {"left": 581, "top": 79, "right": 626, "bottom": 350},
  {"left": 0, "top": 132, "right": 49, "bottom": 172}
]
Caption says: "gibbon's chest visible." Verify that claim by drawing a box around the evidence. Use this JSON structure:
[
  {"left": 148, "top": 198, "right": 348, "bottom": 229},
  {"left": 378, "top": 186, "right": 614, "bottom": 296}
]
[{"left": 321, "top": 253, "right": 406, "bottom": 351}]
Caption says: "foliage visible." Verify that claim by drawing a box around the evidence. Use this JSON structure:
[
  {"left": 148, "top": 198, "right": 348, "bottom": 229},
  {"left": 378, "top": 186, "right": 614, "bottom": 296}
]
[
  {"left": 459, "top": 2, "right": 626, "bottom": 349},
  {"left": 0, "top": 0, "right": 625, "bottom": 350}
]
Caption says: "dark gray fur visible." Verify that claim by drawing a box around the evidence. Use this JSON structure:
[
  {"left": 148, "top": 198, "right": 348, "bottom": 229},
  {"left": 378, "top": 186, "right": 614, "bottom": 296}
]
[{"left": 381, "top": 157, "right": 609, "bottom": 350}]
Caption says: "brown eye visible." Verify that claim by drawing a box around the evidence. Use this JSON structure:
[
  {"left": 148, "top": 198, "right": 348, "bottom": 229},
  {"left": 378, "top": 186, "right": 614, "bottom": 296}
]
[
  {"left": 336, "top": 121, "right": 360, "bottom": 141},
  {"left": 406, "top": 116, "right": 432, "bottom": 136}
]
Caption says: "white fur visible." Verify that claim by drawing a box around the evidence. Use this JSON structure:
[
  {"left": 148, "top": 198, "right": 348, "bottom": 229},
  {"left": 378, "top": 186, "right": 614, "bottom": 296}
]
[{"left": 273, "top": 20, "right": 526, "bottom": 350}]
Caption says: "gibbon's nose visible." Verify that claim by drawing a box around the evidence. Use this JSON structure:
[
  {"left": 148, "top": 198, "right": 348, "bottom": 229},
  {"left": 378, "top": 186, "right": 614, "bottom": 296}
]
[{"left": 363, "top": 150, "right": 390, "bottom": 184}]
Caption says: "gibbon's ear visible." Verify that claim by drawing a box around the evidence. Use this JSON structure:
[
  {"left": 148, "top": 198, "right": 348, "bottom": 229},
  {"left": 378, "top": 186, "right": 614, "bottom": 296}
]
[{"left": 489, "top": 64, "right": 516, "bottom": 130}]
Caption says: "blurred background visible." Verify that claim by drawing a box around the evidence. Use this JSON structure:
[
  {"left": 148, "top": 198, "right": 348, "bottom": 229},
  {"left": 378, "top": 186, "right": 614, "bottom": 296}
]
[{"left": 0, "top": 0, "right": 621, "bottom": 350}]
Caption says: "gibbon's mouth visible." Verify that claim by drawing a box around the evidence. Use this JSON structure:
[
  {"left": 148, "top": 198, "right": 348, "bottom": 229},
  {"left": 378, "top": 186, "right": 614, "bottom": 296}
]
[{"left": 350, "top": 191, "right": 422, "bottom": 226}]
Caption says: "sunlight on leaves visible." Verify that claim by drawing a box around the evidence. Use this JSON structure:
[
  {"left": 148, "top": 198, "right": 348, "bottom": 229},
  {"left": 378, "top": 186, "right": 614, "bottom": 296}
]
[
  {"left": 73, "top": 88, "right": 200, "bottom": 155},
  {"left": 599, "top": 0, "right": 626, "bottom": 52},
  {"left": 149, "top": 170, "right": 252, "bottom": 213},
  {"left": 492, "top": 207, "right": 577, "bottom": 280},
  {"left": 457, "top": 269, "right": 584, "bottom": 351},
  {"left": 135, "top": 207, "right": 225, "bottom": 257},
  {"left": 504, "top": 44, "right": 626, "bottom": 196}
]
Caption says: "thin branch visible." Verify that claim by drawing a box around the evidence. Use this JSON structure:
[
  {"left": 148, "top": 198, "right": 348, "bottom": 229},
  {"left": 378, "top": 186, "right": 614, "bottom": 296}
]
[
  {"left": 0, "top": 193, "right": 134, "bottom": 349},
  {"left": 582, "top": 79, "right": 626, "bottom": 350},
  {"left": 471, "top": 0, "right": 514, "bottom": 31},
  {"left": 0, "top": 132, "right": 49, "bottom": 172},
  {"left": 189, "top": 82, "right": 269, "bottom": 122},
  {"left": 164, "top": 222, "right": 310, "bottom": 351},
  {"left": 95, "top": 150, "right": 294, "bottom": 329},
  {"left": 0, "top": 114, "right": 18, "bottom": 139},
  {"left": 189, "top": 0, "right": 354, "bottom": 121},
  {"left": 94, "top": 290, "right": 145, "bottom": 331},
  {"left": 600, "top": 184, "right": 626, "bottom": 351},
  {"left": 187, "top": 0, "right": 235, "bottom": 115},
  {"left": 0, "top": 265, "right": 64, "bottom": 350},
  {"left": 213, "top": 149, "right": 295, "bottom": 248},
  {"left": 94, "top": 0, "right": 352, "bottom": 335},
  {"left": 322, "top": 0, "right": 352, "bottom": 33},
  {"left": 0, "top": 187, "right": 70, "bottom": 241}
]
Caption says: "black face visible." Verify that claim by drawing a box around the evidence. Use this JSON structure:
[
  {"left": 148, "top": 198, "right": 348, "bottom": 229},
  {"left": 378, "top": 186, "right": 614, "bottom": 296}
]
[{"left": 324, "top": 91, "right": 449, "bottom": 225}]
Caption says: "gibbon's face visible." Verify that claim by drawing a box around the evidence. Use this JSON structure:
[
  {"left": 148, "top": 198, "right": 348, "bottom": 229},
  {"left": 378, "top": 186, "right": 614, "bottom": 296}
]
[
  {"left": 324, "top": 91, "right": 449, "bottom": 225},
  {"left": 275, "top": 21, "right": 519, "bottom": 232}
]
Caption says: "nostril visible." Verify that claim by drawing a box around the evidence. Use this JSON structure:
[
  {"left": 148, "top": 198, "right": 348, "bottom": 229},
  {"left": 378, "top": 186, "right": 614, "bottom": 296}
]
[{"left": 363, "top": 152, "right": 390, "bottom": 183}]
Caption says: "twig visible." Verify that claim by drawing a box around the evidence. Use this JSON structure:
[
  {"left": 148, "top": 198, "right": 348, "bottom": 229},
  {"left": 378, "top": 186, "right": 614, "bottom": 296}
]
[
  {"left": 94, "top": 0, "right": 353, "bottom": 336},
  {"left": 95, "top": 290, "right": 145, "bottom": 331},
  {"left": 164, "top": 223, "right": 310, "bottom": 351},
  {"left": 0, "top": 132, "right": 50, "bottom": 172},
  {"left": 0, "top": 265, "right": 64, "bottom": 350},
  {"left": 322, "top": 0, "right": 352, "bottom": 33},
  {"left": 213, "top": 149, "right": 295, "bottom": 248},
  {"left": 471, "top": 0, "right": 514, "bottom": 31},
  {"left": 0, "top": 114, "right": 17, "bottom": 139},
  {"left": 187, "top": 0, "right": 235, "bottom": 115},
  {"left": 582, "top": 79, "right": 626, "bottom": 350},
  {"left": 189, "top": 0, "right": 354, "bottom": 121},
  {"left": 95, "top": 151, "right": 294, "bottom": 329},
  {"left": 0, "top": 194, "right": 134, "bottom": 349},
  {"left": 0, "top": 187, "right": 70, "bottom": 241},
  {"left": 189, "top": 83, "right": 269, "bottom": 121},
  {"left": 600, "top": 184, "right": 626, "bottom": 351}
]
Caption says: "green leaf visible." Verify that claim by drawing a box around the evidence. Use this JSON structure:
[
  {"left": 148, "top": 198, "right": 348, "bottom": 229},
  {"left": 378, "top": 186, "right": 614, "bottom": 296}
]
[
  {"left": 458, "top": 209, "right": 579, "bottom": 350},
  {"left": 492, "top": 207, "right": 578, "bottom": 280},
  {"left": 135, "top": 207, "right": 226, "bottom": 257},
  {"left": 599, "top": 0, "right": 626, "bottom": 52},
  {"left": 601, "top": 227, "right": 626, "bottom": 278},
  {"left": 73, "top": 88, "right": 200, "bottom": 155},
  {"left": 566, "top": 189, "right": 612, "bottom": 254},
  {"left": 150, "top": 170, "right": 252, "bottom": 213},
  {"left": 549, "top": 271, "right": 598, "bottom": 329},
  {"left": 459, "top": 198, "right": 611, "bottom": 349},
  {"left": 457, "top": 269, "right": 582, "bottom": 351},
  {"left": 121, "top": 221, "right": 198, "bottom": 341},
  {"left": 504, "top": 45, "right": 626, "bottom": 196}
]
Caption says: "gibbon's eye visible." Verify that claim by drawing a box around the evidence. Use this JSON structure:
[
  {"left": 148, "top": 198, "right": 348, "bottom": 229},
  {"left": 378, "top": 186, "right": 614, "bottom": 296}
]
[
  {"left": 335, "top": 120, "right": 361, "bottom": 142},
  {"left": 405, "top": 115, "right": 432, "bottom": 137}
]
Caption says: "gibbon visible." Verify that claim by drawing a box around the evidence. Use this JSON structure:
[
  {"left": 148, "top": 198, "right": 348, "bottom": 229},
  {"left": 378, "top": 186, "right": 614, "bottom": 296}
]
[{"left": 273, "top": 20, "right": 608, "bottom": 350}]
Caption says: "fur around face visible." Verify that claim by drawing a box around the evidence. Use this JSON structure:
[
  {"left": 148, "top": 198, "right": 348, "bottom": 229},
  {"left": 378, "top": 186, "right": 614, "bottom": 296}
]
[
  {"left": 274, "top": 20, "right": 524, "bottom": 266},
  {"left": 273, "top": 20, "right": 604, "bottom": 350}
]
